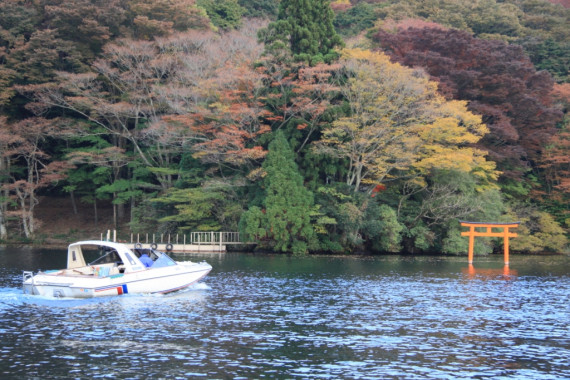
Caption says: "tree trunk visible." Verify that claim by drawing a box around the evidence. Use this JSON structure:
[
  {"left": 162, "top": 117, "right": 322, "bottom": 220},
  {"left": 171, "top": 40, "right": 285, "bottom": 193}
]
[
  {"left": 0, "top": 210, "right": 7, "bottom": 240},
  {"left": 130, "top": 195, "right": 135, "bottom": 224},
  {"left": 113, "top": 198, "right": 117, "bottom": 229},
  {"left": 93, "top": 198, "right": 98, "bottom": 227},
  {"left": 353, "top": 163, "right": 363, "bottom": 192},
  {"left": 20, "top": 202, "right": 31, "bottom": 238},
  {"left": 70, "top": 190, "right": 78, "bottom": 215},
  {"left": 117, "top": 202, "right": 125, "bottom": 221},
  {"left": 0, "top": 157, "right": 8, "bottom": 239}
]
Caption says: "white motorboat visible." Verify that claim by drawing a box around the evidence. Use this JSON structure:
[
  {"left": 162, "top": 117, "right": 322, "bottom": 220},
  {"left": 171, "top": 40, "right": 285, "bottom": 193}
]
[{"left": 22, "top": 240, "right": 212, "bottom": 298}]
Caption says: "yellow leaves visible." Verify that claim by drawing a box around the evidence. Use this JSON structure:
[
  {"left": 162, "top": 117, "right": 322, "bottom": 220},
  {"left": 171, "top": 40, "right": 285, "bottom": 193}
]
[
  {"left": 421, "top": 117, "right": 481, "bottom": 145},
  {"left": 246, "top": 167, "right": 266, "bottom": 181},
  {"left": 414, "top": 146, "right": 500, "bottom": 190},
  {"left": 435, "top": 100, "right": 488, "bottom": 137},
  {"left": 341, "top": 48, "right": 393, "bottom": 67},
  {"left": 317, "top": 47, "right": 500, "bottom": 191},
  {"left": 207, "top": 102, "right": 227, "bottom": 112}
]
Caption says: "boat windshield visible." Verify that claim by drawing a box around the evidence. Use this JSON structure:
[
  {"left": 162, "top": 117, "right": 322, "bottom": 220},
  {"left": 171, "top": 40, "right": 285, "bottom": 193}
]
[
  {"left": 151, "top": 250, "right": 177, "bottom": 268},
  {"left": 89, "top": 249, "right": 122, "bottom": 266}
]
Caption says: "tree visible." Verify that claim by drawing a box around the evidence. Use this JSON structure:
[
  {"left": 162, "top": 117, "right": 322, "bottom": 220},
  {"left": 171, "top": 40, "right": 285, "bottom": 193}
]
[
  {"left": 6, "top": 28, "right": 84, "bottom": 85},
  {"left": 127, "top": 0, "right": 210, "bottom": 39},
  {"left": 238, "top": 0, "right": 279, "bottom": 19},
  {"left": 66, "top": 141, "right": 132, "bottom": 228},
  {"left": 334, "top": 2, "right": 381, "bottom": 37},
  {"left": 539, "top": 83, "right": 570, "bottom": 227},
  {"left": 259, "top": 0, "right": 344, "bottom": 64},
  {"left": 153, "top": 182, "right": 243, "bottom": 232},
  {"left": 171, "top": 57, "right": 271, "bottom": 171},
  {"left": 396, "top": 170, "right": 504, "bottom": 254},
  {"left": 505, "top": 206, "right": 568, "bottom": 253},
  {"left": 361, "top": 0, "right": 569, "bottom": 82},
  {"left": 0, "top": 117, "right": 71, "bottom": 238},
  {"left": 23, "top": 32, "right": 206, "bottom": 190},
  {"left": 316, "top": 48, "right": 497, "bottom": 193},
  {"left": 159, "top": 22, "right": 268, "bottom": 175},
  {"left": 197, "top": 0, "right": 245, "bottom": 30},
  {"left": 0, "top": 116, "right": 15, "bottom": 239},
  {"left": 373, "top": 27, "right": 563, "bottom": 187},
  {"left": 519, "top": 37, "right": 570, "bottom": 83},
  {"left": 41, "top": 0, "right": 127, "bottom": 61},
  {"left": 240, "top": 131, "right": 315, "bottom": 254}
]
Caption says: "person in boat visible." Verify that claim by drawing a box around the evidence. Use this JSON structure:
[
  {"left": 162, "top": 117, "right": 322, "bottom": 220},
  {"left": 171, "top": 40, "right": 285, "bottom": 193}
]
[{"left": 139, "top": 252, "right": 154, "bottom": 268}]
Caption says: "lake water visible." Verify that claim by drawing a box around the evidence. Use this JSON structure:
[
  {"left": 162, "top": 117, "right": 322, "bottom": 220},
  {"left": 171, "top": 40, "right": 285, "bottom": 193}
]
[{"left": 0, "top": 247, "right": 568, "bottom": 379}]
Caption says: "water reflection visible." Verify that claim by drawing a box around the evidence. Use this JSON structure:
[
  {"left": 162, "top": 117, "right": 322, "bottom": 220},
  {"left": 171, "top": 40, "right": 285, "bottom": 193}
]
[
  {"left": 0, "top": 248, "right": 568, "bottom": 378},
  {"left": 463, "top": 264, "right": 518, "bottom": 279}
]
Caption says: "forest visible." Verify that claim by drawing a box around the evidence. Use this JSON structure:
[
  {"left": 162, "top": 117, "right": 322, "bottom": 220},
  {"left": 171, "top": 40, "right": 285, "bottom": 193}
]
[{"left": 0, "top": 0, "right": 568, "bottom": 255}]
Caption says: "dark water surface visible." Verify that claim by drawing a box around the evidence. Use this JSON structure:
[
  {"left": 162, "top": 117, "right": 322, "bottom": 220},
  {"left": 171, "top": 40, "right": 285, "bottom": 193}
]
[{"left": 0, "top": 247, "right": 568, "bottom": 379}]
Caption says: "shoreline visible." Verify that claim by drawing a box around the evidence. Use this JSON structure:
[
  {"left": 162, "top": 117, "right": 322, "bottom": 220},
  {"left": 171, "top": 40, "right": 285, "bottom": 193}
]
[{"left": 1, "top": 241, "right": 567, "bottom": 257}]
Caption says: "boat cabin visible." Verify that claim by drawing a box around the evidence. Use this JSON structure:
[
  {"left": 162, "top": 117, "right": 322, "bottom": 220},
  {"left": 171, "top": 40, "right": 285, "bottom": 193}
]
[{"left": 66, "top": 240, "right": 176, "bottom": 276}]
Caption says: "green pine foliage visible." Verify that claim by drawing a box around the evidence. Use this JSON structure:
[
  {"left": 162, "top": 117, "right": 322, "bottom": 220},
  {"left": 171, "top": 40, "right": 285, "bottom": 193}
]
[
  {"left": 197, "top": 0, "right": 245, "bottom": 30},
  {"left": 334, "top": 2, "right": 378, "bottom": 37},
  {"left": 238, "top": 0, "right": 279, "bottom": 19},
  {"left": 240, "top": 131, "right": 316, "bottom": 255},
  {"left": 260, "top": 0, "right": 344, "bottom": 64}
]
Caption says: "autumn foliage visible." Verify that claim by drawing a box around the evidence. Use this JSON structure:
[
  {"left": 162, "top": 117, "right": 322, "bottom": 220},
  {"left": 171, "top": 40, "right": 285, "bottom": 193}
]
[
  {"left": 373, "top": 27, "right": 563, "bottom": 181},
  {"left": 0, "top": 0, "right": 567, "bottom": 253}
]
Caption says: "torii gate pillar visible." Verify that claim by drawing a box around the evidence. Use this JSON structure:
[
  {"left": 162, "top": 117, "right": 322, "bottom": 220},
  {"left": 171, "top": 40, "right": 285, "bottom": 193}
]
[{"left": 460, "top": 221, "right": 520, "bottom": 265}]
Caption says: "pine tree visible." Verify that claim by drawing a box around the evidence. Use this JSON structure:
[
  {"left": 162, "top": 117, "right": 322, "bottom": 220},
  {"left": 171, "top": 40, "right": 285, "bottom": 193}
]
[
  {"left": 260, "top": 0, "right": 343, "bottom": 64},
  {"left": 240, "top": 131, "right": 315, "bottom": 254}
]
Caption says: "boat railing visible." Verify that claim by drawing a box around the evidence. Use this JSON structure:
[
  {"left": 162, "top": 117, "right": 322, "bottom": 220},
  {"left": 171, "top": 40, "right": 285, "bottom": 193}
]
[
  {"left": 23, "top": 271, "right": 34, "bottom": 282},
  {"left": 23, "top": 271, "right": 34, "bottom": 287}
]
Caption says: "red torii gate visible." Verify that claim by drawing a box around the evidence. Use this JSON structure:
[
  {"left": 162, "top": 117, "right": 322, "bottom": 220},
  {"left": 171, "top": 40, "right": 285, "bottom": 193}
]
[{"left": 460, "top": 221, "right": 520, "bottom": 265}]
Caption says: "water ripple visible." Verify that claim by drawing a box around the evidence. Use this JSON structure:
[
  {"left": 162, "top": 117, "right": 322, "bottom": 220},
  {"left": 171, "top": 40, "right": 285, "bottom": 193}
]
[{"left": 0, "top": 253, "right": 569, "bottom": 378}]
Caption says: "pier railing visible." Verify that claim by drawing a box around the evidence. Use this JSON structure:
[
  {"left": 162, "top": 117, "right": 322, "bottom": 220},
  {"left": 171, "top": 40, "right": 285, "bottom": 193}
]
[{"left": 100, "top": 230, "right": 249, "bottom": 252}]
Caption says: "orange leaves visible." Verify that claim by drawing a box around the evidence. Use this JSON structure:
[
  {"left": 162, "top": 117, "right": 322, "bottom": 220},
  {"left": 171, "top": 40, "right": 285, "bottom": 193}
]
[
  {"left": 256, "top": 124, "right": 272, "bottom": 136},
  {"left": 191, "top": 115, "right": 269, "bottom": 166},
  {"left": 186, "top": 69, "right": 270, "bottom": 166}
]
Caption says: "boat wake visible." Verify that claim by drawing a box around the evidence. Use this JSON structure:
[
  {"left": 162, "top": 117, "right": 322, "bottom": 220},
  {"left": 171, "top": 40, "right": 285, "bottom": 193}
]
[
  {"left": 187, "top": 282, "right": 211, "bottom": 291},
  {"left": 0, "top": 287, "right": 26, "bottom": 310}
]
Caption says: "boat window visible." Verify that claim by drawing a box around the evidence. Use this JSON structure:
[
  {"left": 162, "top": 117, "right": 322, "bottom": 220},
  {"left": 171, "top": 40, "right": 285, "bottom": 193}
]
[
  {"left": 89, "top": 249, "right": 121, "bottom": 266},
  {"left": 124, "top": 251, "right": 137, "bottom": 266},
  {"left": 151, "top": 252, "right": 177, "bottom": 268}
]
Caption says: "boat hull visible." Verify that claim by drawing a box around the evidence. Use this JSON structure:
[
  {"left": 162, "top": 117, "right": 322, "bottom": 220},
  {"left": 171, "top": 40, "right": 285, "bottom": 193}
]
[{"left": 23, "top": 262, "right": 211, "bottom": 298}]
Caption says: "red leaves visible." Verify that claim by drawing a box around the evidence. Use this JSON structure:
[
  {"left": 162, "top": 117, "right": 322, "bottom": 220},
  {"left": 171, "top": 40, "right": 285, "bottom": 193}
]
[
  {"left": 370, "top": 184, "right": 386, "bottom": 198},
  {"left": 374, "top": 27, "right": 563, "bottom": 180}
]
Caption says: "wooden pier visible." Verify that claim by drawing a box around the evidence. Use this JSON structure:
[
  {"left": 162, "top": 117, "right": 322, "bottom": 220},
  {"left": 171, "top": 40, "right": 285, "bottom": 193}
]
[{"left": 102, "top": 230, "right": 248, "bottom": 253}]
